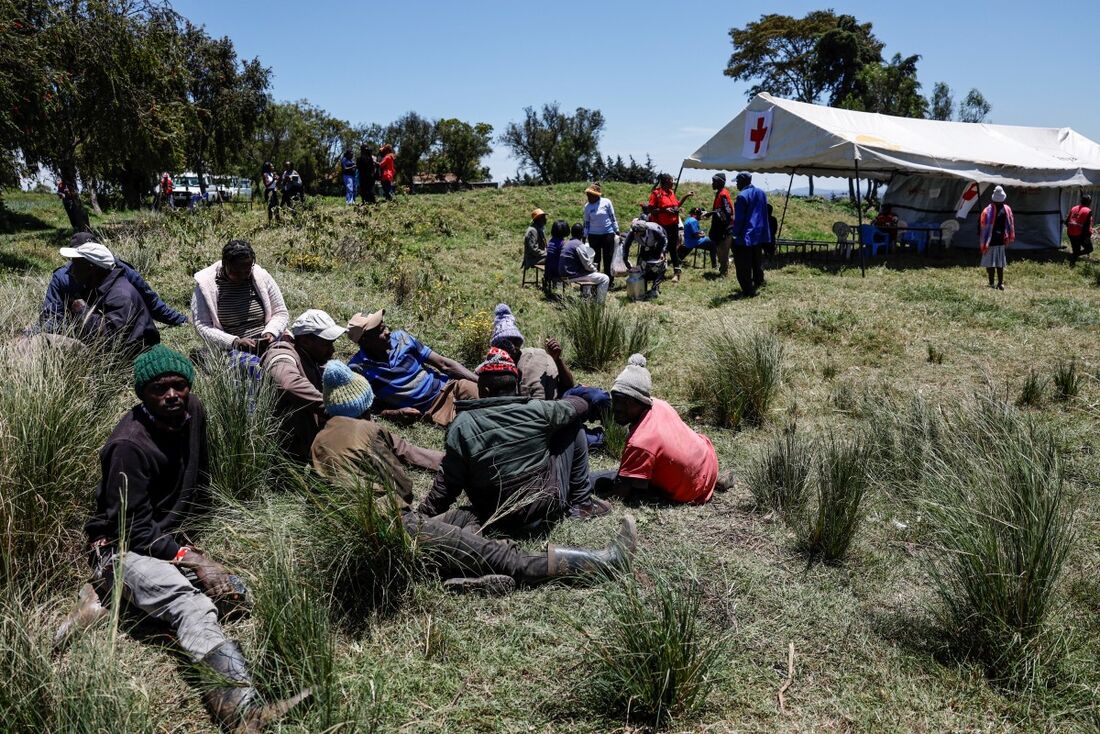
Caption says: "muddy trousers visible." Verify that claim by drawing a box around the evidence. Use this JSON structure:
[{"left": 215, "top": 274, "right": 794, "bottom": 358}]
[
  {"left": 93, "top": 549, "right": 226, "bottom": 660},
  {"left": 402, "top": 510, "right": 549, "bottom": 584}
]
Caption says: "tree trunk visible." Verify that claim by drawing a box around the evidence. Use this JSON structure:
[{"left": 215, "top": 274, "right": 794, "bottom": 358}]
[
  {"left": 59, "top": 162, "right": 90, "bottom": 233},
  {"left": 848, "top": 178, "right": 856, "bottom": 205},
  {"left": 808, "top": 176, "right": 815, "bottom": 197},
  {"left": 86, "top": 180, "right": 103, "bottom": 215}
]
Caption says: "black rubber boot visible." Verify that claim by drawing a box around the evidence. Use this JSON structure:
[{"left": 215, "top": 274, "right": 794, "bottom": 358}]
[
  {"left": 546, "top": 514, "right": 637, "bottom": 581},
  {"left": 201, "top": 640, "right": 311, "bottom": 733}
]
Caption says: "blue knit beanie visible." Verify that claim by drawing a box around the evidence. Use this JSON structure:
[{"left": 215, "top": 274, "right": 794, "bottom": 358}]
[
  {"left": 489, "top": 303, "right": 524, "bottom": 348},
  {"left": 322, "top": 360, "right": 375, "bottom": 417}
]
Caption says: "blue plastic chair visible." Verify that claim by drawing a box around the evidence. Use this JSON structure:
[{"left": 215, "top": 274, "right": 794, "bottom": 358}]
[
  {"left": 859, "top": 224, "right": 891, "bottom": 256},
  {"left": 898, "top": 224, "right": 929, "bottom": 254}
]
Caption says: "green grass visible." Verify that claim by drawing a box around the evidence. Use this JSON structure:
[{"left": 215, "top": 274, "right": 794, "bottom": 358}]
[{"left": 0, "top": 186, "right": 1098, "bottom": 731}]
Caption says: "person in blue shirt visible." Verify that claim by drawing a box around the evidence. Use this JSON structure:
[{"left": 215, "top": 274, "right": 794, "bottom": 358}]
[
  {"left": 40, "top": 232, "right": 187, "bottom": 330},
  {"left": 681, "top": 207, "right": 715, "bottom": 268},
  {"left": 731, "top": 172, "right": 769, "bottom": 297},
  {"left": 582, "top": 183, "right": 619, "bottom": 286}
]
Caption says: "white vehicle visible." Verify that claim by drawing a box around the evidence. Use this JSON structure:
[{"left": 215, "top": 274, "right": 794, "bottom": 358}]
[
  {"left": 212, "top": 175, "right": 254, "bottom": 202},
  {"left": 172, "top": 172, "right": 212, "bottom": 207}
]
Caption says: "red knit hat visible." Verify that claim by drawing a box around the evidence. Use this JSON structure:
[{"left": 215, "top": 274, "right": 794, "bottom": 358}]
[{"left": 475, "top": 346, "right": 519, "bottom": 377}]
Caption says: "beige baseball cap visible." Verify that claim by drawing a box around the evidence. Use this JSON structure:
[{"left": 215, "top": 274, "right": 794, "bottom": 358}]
[{"left": 347, "top": 308, "right": 385, "bottom": 343}]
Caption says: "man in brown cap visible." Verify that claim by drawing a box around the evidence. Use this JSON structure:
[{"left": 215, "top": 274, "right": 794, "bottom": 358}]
[
  {"left": 524, "top": 208, "right": 548, "bottom": 269},
  {"left": 347, "top": 308, "right": 478, "bottom": 427}
]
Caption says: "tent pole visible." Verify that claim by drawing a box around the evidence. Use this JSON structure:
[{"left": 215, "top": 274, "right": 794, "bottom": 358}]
[
  {"left": 777, "top": 170, "right": 795, "bottom": 238},
  {"left": 673, "top": 163, "right": 684, "bottom": 194},
  {"left": 855, "top": 158, "right": 866, "bottom": 278}
]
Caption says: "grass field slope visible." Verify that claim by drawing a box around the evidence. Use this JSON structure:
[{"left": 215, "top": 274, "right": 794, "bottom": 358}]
[{"left": 1, "top": 185, "right": 1098, "bottom": 733}]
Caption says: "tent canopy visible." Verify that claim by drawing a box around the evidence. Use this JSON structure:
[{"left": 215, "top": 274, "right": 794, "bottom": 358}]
[{"left": 684, "top": 93, "right": 1100, "bottom": 188}]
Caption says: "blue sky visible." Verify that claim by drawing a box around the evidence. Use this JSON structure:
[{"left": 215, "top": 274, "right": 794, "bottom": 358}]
[{"left": 173, "top": 0, "right": 1099, "bottom": 190}]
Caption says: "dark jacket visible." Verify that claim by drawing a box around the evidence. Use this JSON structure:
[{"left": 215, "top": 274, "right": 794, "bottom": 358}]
[
  {"left": 356, "top": 154, "right": 377, "bottom": 182},
  {"left": 42, "top": 260, "right": 187, "bottom": 328},
  {"left": 77, "top": 267, "right": 160, "bottom": 357},
  {"left": 84, "top": 394, "right": 209, "bottom": 560},
  {"left": 732, "top": 185, "right": 770, "bottom": 246},
  {"left": 418, "top": 395, "right": 588, "bottom": 526}
]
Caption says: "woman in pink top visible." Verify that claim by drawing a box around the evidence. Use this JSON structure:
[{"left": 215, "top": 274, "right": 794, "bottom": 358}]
[{"left": 591, "top": 354, "right": 729, "bottom": 504}]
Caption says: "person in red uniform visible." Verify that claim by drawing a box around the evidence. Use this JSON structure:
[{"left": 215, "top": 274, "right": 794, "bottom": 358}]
[
  {"left": 588, "top": 354, "right": 729, "bottom": 505},
  {"left": 703, "top": 173, "right": 734, "bottom": 276},
  {"left": 379, "top": 143, "right": 396, "bottom": 201},
  {"left": 647, "top": 173, "right": 693, "bottom": 283},
  {"left": 1065, "top": 193, "right": 1094, "bottom": 266}
]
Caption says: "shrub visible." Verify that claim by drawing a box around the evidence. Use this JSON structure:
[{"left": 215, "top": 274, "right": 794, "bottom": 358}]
[
  {"left": 745, "top": 418, "right": 813, "bottom": 517},
  {"left": 1052, "top": 359, "right": 1080, "bottom": 401},
  {"left": 792, "top": 436, "right": 869, "bottom": 562},
  {"left": 576, "top": 569, "right": 727, "bottom": 726},
  {"left": 920, "top": 395, "right": 1073, "bottom": 685},
  {"left": 861, "top": 390, "right": 944, "bottom": 494},
  {"left": 559, "top": 298, "right": 653, "bottom": 371},
  {"left": 455, "top": 309, "right": 495, "bottom": 366},
  {"left": 197, "top": 362, "right": 288, "bottom": 503},
  {"left": 0, "top": 337, "right": 124, "bottom": 582},
  {"left": 1016, "top": 370, "right": 1047, "bottom": 408},
  {"left": 692, "top": 326, "right": 784, "bottom": 429}
]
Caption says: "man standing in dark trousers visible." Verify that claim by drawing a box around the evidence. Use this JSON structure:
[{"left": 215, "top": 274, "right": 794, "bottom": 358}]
[
  {"left": 60, "top": 346, "right": 308, "bottom": 731},
  {"left": 703, "top": 173, "right": 734, "bottom": 276},
  {"left": 731, "top": 172, "right": 768, "bottom": 297},
  {"left": 1065, "top": 193, "right": 1094, "bottom": 266},
  {"left": 356, "top": 144, "right": 378, "bottom": 204}
]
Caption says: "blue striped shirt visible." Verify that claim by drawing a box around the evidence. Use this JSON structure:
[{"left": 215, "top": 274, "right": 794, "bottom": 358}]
[
  {"left": 349, "top": 330, "right": 447, "bottom": 410},
  {"left": 583, "top": 197, "right": 619, "bottom": 237}
]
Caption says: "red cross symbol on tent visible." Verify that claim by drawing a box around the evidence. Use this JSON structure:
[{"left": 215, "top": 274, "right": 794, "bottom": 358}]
[{"left": 749, "top": 116, "right": 769, "bottom": 154}]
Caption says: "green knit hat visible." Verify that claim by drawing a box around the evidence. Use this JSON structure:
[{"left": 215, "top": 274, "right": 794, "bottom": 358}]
[{"left": 133, "top": 345, "right": 195, "bottom": 395}]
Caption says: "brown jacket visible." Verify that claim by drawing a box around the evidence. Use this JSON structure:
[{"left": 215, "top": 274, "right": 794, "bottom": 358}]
[
  {"left": 261, "top": 337, "right": 325, "bottom": 461},
  {"left": 311, "top": 416, "right": 444, "bottom": 512}
]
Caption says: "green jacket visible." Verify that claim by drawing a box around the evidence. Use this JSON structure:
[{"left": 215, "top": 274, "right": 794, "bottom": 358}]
[{"left": 418, "top": 395, "right": 588, "bottom": 527}]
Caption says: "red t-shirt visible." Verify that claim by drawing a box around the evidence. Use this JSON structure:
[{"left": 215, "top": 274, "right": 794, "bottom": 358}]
[
  {"left": 1067, "top": 205, "right": 1092, "bottom": 237},
  {"left": 380, "top": 154, "right": 395, "bottom": 182},
  {"left": 648, "top": 188, "right": 681, "bottom": 227},
  {"left": 618, "top": 399, "right": 717, "bottom": 504}
]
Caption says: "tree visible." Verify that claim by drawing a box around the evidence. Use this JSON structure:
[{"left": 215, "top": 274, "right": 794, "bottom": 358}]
[
  {"left": 958, "top": 89, "right": 991, "bottom": 123},
  {"left": 500, "top": 103, "right": 605, "bottom": 184},
  {"left": 383, "top": 112, "right": 436, "bottom": 187},
  {"left": 928, "top": 82, "right": 954, "bottom": 121},
  {"left": 812, "top": 15, "right": 883, "bottom": 106},
  {"left": 431, "top": 119, "right": 492, "bottom": 182},
  {"left": 251, "top": 100, "right": 353, "bottom": 195},
  {"left": 592, "top": 154, "right": 657, "bottom": 185},
  {"left": 725, "top": 11, "right": 846, "bottom": 103},
  {"left": 842, "top": 54, "right": 927, "bottom": 119}
]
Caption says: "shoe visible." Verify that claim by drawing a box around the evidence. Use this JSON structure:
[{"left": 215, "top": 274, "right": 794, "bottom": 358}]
[
  {"left": 546, "top": 514, "right": 637, "bottom": 581},
  {"left": 569, "top": 497, "right": 613, "bottom": 520},
  {"left": 443, "top": 575, "right": 516, "bottom": 596},
  {"left": 202, "top": 640, "right": 311, "bottom": 733},
  {"left": 671, "top": 272, "right": 680, "bottom": 283},
  {"left": 54, "top": 583, "right": 108, "bottom": 649},
  {"left": 997, "top": 284, "right": 1005, "bottom": 290}
]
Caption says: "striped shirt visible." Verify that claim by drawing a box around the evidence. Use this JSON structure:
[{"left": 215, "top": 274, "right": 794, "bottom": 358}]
[
  {"left": 215, "top": 272, "right": 266, "bottom": 339},
  {"left": 349, "top": 330, "right": 446, "bottom": 411}
]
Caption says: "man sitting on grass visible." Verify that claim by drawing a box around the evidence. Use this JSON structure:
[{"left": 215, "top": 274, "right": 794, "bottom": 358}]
[
  {"left": 262, "top": 308, "right": 346, "bottom": 461},
  {"left": 347, "top": 308, "right": 478, "bottom": 427},
  {"left": 589, "top": 354, "right": 729, "bottom": 505},
  {"left": 59, "top": 346, "right": 308, "bottom": 731},
  {"left": 488, "top": 303, "right": 574, "bottom": 399},
  {"left": 558, "top": 223, "right": 610, "bottom": 302},
  {"left": 417, "top": 347, "right": 610, "bottom": 535},
  {"left": 41, "top": 231, "right": 188, "bottom": 331},
  {"left": 311, "top": 360, "right": 637, "bottom": 595}
]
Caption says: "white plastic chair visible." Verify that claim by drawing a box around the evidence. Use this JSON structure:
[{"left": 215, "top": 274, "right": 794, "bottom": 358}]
[
  {"left": 940, "top": 219, "right": 960, "bottom": 248},
  {"left": 832, "top": 221, "right": 853, "bottom": 259}
]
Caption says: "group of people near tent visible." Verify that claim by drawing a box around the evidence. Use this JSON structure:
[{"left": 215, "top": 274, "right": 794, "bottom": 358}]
[
  {"left": 29, "top": 232, "right": 730, "bottom": 732},
  {"left": 523, "top": 172, "right": 776, "bottom": 300}
]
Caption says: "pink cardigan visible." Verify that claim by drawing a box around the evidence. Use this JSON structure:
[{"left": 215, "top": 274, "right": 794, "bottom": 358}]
[{"left": 190, "top": 261, "right": 289, "bottom": 351}]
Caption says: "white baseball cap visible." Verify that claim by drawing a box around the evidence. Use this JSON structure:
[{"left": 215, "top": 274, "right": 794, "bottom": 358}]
[
  {"left": 290, "top": 309, "right": 347, "bottom": 341},
  {"left": 58, "top": 241, "right": 116, "bottom": 270}
]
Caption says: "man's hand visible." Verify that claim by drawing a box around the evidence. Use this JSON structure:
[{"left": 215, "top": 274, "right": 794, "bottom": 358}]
[
  {"left": 69, "top": 299, "right": 86, "bottom": 315},
  {"left": 545, "top": 338, "right": 563, "bottom": 360},
  {"left": 380, "top": 407, "right": 422, "bottom": 425},
  {"left": 174, "top": 550, "right": 237, "bottom": 600}
]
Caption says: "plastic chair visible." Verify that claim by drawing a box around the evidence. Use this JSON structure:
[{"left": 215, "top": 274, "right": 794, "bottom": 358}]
[
  {"left": 859, "top": 224, "right": 891, "bottom": 257},
  {"left": 940, "top": 220, "right": 960, "bottom": 248},
  {"left": 832, "top": 221, "right": 853, "bottom": 259}
]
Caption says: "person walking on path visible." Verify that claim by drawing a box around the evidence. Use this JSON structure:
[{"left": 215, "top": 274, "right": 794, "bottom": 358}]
[
  {"left": 731, "top": 172, "right": 768, "bottom": 297},
  {"left": 647, "top": 173, "right": 693, "bottom": 283},
  {"left": 340, "top": 149, "right": 357, "bottom": 205},
  {"left": 356, "top": 144, "right": 378, "bottom": 204},
  {"left": 702, "top": 173, "right": 734, "bottom": 275},
  {"left": 60, "top": 346, "right": 309, "bottom": 730},
  {"left": 979, "top": 185, "right": 1015, "bottom": 290},
  {"left": 311, "top": 360, "right": 636, "bottom": 595},
  {"left": 379, "top": 144, "right": 396, "bottom": 200},
  {"left": 583, "top": 183, "right": 619, "bottom": 286},
  {"left": 1065, "top": 193, "right": 1094, "bottom": 266}
]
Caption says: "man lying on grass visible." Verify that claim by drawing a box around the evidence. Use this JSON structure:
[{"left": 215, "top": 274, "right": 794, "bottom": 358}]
[
  {"left": 58, "top": 346, "right": 308, "bottom": 732},
  {"left": 347, "top": 308, "right": 478, "bottom": 427},
  {"left": 417, "top": 347, "right": 611, "bottom": 535},
  {"left": 311, "top": 360, "right": 637, "bottom": 595},
  {"left": 589, "top": 354, "right": 731, "bottom": 504}
]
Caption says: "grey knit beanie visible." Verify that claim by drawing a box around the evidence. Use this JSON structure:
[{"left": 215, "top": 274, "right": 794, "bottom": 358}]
[{"left": 611, "top": 354, "right": 652, "bottom": 406}]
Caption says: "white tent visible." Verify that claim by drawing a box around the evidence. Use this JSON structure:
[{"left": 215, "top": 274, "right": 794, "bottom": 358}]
[{"left": 683, "top": 93, "right": 1100, "bottom": 249}]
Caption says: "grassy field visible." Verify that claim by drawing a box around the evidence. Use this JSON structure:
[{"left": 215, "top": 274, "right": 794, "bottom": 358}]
[{"left": 1, "top": 185, "right": 1098, "bottom": 733}]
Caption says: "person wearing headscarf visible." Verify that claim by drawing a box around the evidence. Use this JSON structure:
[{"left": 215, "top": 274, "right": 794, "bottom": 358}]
[
  {"left": 589, "top": 354, "right": 728, "bottom": 505},
  {"left": 979, "top": 185, "right": 1015, "bottom": 290}
]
